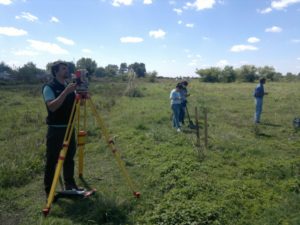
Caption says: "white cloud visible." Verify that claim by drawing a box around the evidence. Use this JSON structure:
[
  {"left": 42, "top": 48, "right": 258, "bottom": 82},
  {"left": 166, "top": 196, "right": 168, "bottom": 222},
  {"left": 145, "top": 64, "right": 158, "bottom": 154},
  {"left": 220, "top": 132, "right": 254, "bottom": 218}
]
[
  {"left": 120, "top": 36, "right": 144, "bottom": 43},
  {"left": 112, "top": 0, "right": 133, "bottom": 7},
  {"left": 82, "top": 48, "right": 92, "bottom": 53},
  {"left": 247, "top": 37, "right": 260, "bottom": 43},
  {"left": 297, "top": 57, "right": 300, "bottom": 60},
  {"left": 265, "top": 26, "right": 282, "bottom": 32},
  {"left": 50, "top": 16, "right": 59, "bottom": 23},
  {"left": 271, "top": 0, "right": 300, "bottom": 10},
  {"left": 173, "top": 8, "right": 183, "bottom": 15},
  {"left": 56, "top": 36, "right": 75, "bottom": 46},
  {"left": 13, "top": 50, "right": 39, "bottom": 56},
  {"left": 27, "top": 39, "right": 69, "bottom": 54},
  {"left": 0, "top": 0, "right": 12, "bottom": 5},
  {"left": 258, "top": 7, "right": 272, "bottom": 14},
  {"left": 143, "top": 0, "right": 152, "bottom": 4},
  {"left": 0, "top": 27, "right": 27, "bottom": 36},
  {"left": 259, "top": 0, "right": 300, "bottom": 13},
  {"left": 185, "top": 23, "right": 194, "bottom": 28},
  {"left": 216, "top": 59, "right": 229, "bottom": 68},
  {"left": 202, "top": 36, "right": 210, "bottom": 40},
  {"left": 149, "top": 29, "right": 166, "bottom": 39},
  {"left": 178, "top": 20, "right": 183, "bottom": 24},
  {"left": 185, "top": 0, "right": 216, "bottom": 11},
  {"left": 230, "top": 45, "right": 258, "bottom": 52},
  {"left": 15, "top": 12, "right": 38, "bottom": 22}
]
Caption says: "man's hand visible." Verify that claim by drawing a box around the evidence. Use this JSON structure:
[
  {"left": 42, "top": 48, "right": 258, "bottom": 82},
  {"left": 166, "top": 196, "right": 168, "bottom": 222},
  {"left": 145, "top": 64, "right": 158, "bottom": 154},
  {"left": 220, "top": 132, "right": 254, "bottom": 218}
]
[
  {"left": 64, "top": 83, "right": 77, "bottom": 95},
  {"left": 47, "top": 83, "right": 76, "bottom": 112}
]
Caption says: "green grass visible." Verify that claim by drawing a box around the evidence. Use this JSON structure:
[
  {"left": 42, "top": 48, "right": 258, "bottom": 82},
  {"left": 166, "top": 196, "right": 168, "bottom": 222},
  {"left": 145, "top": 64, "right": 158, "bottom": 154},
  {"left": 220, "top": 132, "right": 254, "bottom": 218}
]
[{"left": 0, "top": 79, "right": 299, "bottom": 224}]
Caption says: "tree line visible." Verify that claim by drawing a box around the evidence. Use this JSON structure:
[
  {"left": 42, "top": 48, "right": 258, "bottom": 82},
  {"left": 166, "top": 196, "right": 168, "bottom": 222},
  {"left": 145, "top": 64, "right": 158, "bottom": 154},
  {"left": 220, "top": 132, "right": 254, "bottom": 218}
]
[
  {"left": 1, "top": 57, "right": 300, "bottom": 84},
  {"left": 0, "top": 57, "right": 152, "bottom": 84},
  {"left": 196, "top": 65, "right": 300, "bottom": 83}
]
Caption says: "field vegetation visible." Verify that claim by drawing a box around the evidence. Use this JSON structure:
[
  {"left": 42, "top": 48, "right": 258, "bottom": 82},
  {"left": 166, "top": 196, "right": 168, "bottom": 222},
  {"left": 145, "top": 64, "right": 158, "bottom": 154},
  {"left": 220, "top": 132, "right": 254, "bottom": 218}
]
[{"left": 0, "top": 78, "right": 300, "bottom": 225}]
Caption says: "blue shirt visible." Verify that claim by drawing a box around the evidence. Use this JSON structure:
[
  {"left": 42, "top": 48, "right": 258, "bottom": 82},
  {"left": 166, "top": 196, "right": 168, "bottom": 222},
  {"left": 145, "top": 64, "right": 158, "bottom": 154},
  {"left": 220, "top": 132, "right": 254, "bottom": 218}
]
[
  {"left": 170, "top": 89, "right": 181, "bottom": 105},
  {"left": 43, "top": 85, "right": 56, "bottom": 102},
  {"left": 254, "top": 83, "right": 264, "bottom": 98}
]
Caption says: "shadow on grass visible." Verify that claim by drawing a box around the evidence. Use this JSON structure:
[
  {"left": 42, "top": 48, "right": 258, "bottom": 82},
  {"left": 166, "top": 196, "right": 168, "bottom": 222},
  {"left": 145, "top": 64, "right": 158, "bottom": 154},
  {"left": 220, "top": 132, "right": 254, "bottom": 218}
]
[
  {"left": 260, "top": 122, "right": 282, "bottom": 127},
  {"left": 253, "top": 126, "right": 273, "bottom": 138},
  {"left": 51, "top": 177, "right": 133, "bottom": 224},
  {"left": 256, "top": 133, "right": 273, "bottom": 138},
  {"left": 52, "top": 192, "right": 132, "bottom": 224}
]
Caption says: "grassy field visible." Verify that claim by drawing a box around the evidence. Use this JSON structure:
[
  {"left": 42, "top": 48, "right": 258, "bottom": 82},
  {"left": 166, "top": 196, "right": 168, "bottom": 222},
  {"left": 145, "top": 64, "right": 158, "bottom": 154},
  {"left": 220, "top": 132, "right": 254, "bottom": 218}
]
[{"left": 0, "top": 79, "right": 300, "bottom": 225}]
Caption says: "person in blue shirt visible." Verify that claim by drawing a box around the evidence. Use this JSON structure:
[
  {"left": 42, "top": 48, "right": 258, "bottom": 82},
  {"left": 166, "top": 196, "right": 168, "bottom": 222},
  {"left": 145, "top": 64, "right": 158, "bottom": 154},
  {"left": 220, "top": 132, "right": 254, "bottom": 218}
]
[
  {"left": 254, "top": 78, "right": 268, "bottom": 123},
  {"left": 179, "top": 80, "right": 190, "bottom": 125},
  {"left": 170, "top": 83, "right": 183, "bottom": 132},
  {"left": 42, "top": 61, "right": 81, "bottom": 198}
]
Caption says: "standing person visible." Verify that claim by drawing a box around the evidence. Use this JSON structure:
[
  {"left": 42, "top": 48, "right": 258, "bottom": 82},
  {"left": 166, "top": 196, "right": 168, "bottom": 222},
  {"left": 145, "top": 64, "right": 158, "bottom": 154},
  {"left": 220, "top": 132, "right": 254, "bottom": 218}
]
[
  {"left": 179, "top": 80, "right": 190, "bottom": 125},
  {"left": 42, "top": 61, "right": 81, "bottom": 198},
  {"left": 170, "top": 83, "right": 183, "bottom": 132},
  {"left": 254, "top": 78, "right": 268, "bottom": 124}
]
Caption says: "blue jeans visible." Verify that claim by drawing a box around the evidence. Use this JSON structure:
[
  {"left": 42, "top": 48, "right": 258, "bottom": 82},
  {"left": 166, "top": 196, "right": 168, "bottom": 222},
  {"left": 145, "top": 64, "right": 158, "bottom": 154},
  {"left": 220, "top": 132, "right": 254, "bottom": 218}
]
[
  {"left": 254, "top": 97, "right": 263, "bottom": 123},
  {"left": 179, "top": 101, "right": 187, "bottom": 123},
  {"left": 171, "top": 104, "right": 181, "bottom": 129}
]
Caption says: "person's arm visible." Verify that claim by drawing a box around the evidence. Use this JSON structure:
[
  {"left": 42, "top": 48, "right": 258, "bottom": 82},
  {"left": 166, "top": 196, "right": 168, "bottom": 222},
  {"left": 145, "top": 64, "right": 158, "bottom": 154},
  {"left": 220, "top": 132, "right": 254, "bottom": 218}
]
[{"left": 45, "top": 83, "right": 77, "bottom": 112}]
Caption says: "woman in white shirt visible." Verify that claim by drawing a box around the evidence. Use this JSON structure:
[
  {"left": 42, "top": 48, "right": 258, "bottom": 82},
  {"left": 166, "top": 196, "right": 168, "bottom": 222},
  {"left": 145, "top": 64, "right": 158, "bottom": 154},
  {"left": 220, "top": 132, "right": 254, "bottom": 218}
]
[{"left": 170, "top": 83, "right": 183, "bottom": 132}]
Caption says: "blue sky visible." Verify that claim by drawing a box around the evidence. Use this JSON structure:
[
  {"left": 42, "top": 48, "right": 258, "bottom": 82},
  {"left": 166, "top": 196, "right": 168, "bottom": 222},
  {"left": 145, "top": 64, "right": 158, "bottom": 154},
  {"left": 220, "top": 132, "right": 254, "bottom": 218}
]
[{"left": 1, "top": 0, "right": 300, "bottom": 77}]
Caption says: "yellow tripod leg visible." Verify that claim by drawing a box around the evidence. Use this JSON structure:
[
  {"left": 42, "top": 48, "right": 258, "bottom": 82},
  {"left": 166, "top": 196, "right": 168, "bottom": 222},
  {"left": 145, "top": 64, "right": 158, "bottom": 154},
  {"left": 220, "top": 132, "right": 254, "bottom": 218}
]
[
  {"left": 87, "top": 97, "right": 140, "bottom": 198},
  {"left": 42, "top": 96, "right": 81, "bottom": 216},
  {"left": 78, "top": 130, "right": 87, "bottom": 178},
  {"left": 78, "top": 98, "right": 87, "bottom": 177}
]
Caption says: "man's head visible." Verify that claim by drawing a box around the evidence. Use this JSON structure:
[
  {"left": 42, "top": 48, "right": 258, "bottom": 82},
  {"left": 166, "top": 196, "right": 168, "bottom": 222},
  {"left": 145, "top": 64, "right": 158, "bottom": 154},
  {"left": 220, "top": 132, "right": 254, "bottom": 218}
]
[
  {"left": 259, "top": 78, "right": 266, "bottom": 84},
  {"left": 181, "top": 81, "right": 188, "bottom": 87},
  {"left": 51, "top": 61, "right": 69, "bottom": 79}
]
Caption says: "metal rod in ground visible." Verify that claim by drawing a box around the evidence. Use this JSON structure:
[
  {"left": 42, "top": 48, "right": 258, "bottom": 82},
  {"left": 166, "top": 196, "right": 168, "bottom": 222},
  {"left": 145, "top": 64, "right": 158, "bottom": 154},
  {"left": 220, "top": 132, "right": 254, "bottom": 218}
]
[{"left": 204, "top": 108, "right": 208, "bottom": 149}]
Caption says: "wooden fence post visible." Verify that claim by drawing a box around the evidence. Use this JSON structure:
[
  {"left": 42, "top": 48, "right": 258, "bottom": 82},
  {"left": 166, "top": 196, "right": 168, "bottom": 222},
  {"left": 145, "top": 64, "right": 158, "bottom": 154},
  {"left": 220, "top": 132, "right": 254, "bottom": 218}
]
[
  {"left": 204, "top": 108, "right": 208, "bottom": 149},
  {"left": 195, "top": 107, "right": 200, "bottom": 147}
]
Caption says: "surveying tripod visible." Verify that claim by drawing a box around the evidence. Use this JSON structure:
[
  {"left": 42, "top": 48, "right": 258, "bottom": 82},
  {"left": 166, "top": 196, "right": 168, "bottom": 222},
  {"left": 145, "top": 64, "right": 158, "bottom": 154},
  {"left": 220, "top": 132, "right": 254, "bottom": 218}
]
[{"left": 42, "top": 91, "right": 140, "bottom": 216}]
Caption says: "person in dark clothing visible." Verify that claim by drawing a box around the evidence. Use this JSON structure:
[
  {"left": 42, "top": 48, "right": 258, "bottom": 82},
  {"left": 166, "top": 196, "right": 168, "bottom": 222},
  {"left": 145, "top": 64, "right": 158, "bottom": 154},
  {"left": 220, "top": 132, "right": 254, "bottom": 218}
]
[
  {"left": 179, "top": 80, "right": 190, "bottom": 125},
  {"left": 253, "top": 78, "right": 268, "bottom": 123},
  {"left": 42, "top": 61, "right": 80, "bottom": 197}
]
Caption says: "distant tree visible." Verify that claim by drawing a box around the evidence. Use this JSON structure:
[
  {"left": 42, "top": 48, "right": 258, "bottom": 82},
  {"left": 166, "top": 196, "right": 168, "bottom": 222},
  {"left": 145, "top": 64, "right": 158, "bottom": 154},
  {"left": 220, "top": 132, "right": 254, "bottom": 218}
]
[
  {"left": 95, "top": 67, "right": 106, "bottom": 77},
  {"left": 46, "top": 62, "right": 52, "bottom": 74},
  {"left": 196, "top": 67, "right": 220, "bottom": 82},
  {"left": 67, "top": 62, "right": 76, "bottom": 74},
  {"left": 17, "top": 62, "right": 43, "bottom": 83},
  {"left": 76, "top": 58, "right": 97, "bottom": 76},
  {"left": 285, "top": 72, "right": 297, "bottom": 81},
  {"left": 258, "top": 66, "right": 276, "bottom": 81},
  {"left": 0, "top": 61, "right": 14, "bottom": 74},
  {"left": 237, "top": 65, "right": 257, "bottom": 82},
  {"left": 129, "top": 62, "right": 146, "bottom": 77},
  {"left": 220, "top": 66, "right": 236, "bottom": 83},
  {"left": 147, "top": 70, "right": 158, "bottom": 82},
  {"left": 105, "top": 64, "right": 119, "bottom": 77},
  {"left": 119, "top": 62, "right": 128, "bottom": 74}
]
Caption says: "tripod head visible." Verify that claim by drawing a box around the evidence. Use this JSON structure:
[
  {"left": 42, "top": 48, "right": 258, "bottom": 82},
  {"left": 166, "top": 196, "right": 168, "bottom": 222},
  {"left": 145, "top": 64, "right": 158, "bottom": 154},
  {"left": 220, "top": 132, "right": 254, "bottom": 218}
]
[{"left": 72, "top": 69, "right": 89, "bottom": 93}]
